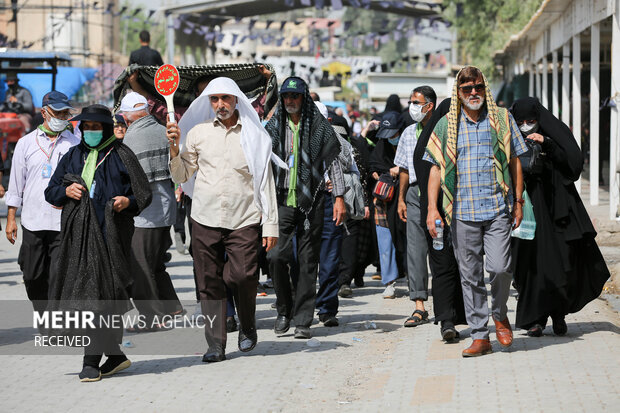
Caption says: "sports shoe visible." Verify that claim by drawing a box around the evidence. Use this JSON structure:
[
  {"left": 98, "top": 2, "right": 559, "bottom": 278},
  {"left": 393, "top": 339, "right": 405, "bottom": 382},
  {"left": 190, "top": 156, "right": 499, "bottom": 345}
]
[
  {"left": 100, "top": 356, "right": 131, "bottom": 377},
  {"left": 319, "top": 314, "right": 339, "bottom": 327},
  {"left": 79, "top": 365, "right": 101, "bottom": 382},
  {"left": 174, "top": 232, "right": 185, "bottom": 254},
  {"left": 382, "top": 282, "right": 396, "bottom": 299},
  {"left": 338, "top": 284, "right": 353, "bottom": 298},
  {"left": 294, "top": 326, "right": 311, "bottom": 339}
]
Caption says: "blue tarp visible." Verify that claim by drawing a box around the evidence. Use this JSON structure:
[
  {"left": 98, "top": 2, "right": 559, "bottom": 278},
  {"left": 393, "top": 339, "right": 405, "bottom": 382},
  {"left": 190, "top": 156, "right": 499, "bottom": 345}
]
[{"left": 1, "top": 66, "right": 98, "bottom": 107}]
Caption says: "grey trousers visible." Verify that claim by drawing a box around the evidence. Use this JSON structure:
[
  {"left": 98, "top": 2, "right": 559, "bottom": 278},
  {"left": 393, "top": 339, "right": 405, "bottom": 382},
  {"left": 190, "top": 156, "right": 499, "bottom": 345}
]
[
  {"left": 406, "top": 184, "right": 429, "bottom": 301},
  {"left": 451, "top": 213, "right": 512, "bottom": 340}
]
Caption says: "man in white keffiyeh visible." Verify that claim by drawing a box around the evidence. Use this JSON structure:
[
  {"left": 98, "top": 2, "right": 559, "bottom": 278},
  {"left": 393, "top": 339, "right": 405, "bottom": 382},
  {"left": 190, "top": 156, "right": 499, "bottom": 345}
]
[{"left": 166, "top": 77, "right": 284, "bottom": 363}]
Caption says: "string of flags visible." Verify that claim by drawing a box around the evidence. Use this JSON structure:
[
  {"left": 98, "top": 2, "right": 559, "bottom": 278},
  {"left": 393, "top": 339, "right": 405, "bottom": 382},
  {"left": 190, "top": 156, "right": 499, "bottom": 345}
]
[{"left": 174, "top": 13, "right": 451, "bottom": 51}]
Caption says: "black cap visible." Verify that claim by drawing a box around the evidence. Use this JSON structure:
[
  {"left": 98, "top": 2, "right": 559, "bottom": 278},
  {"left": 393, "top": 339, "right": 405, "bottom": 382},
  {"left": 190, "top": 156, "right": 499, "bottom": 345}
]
[
  {"left": 70, "top": 104, "right": 114, "bottom": 125},
  {"left": 376, "top": 111, "right": 404, "bottom": 139},
  {"left": 5, "top": 72, "right": 18, "bottom": 81}
]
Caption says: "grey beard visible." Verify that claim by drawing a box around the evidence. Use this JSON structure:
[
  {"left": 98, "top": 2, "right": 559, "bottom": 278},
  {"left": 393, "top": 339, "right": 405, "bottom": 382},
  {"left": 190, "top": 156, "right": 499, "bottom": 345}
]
[
  {"left": 217, "top": 110, "right": 233, "bottom": 120},
  {"left": 462, "top": 97, "right": 484, "bottom": 111},
  {"left": 285, "top": 105, "right": 300, "bottom": 114}
]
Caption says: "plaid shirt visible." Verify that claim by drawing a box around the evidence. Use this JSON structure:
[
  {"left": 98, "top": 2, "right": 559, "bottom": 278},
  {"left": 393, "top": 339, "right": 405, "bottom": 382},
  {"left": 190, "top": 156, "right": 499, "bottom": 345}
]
[
  {"left": 394, "top": 122, "right": 422, "bottom": 184},
  {"left": 424, "top": 109, "right": 527, "bottom": 221}
]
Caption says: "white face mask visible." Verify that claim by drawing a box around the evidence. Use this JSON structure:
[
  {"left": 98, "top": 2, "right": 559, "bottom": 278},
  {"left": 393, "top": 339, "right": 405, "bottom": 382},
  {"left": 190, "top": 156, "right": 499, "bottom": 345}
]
[
  {"left": 519, "top": 121, "right": 538, "bottom": 135},
  {"left": 45, "top": 110, "right": 70, "bottom": 132},
  {"left": 409, "top": 103, "right": 427, "bottom": 123}
]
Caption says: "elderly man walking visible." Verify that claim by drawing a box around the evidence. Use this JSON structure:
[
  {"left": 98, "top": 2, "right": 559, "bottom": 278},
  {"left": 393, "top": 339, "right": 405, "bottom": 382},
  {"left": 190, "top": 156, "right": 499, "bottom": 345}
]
[
  {"left": 265, "top": 77, "right": 346, "bottom": 339},
  {"left": 425, "top": 66, "right": 527, "bottom": 357},
  {"left": 120, "top": 92, "right": 182, "bottom": 331},
  {"left": 166, "top": 77, "right": 280, "bottom": 362},
  {"left": 5, "top": 91, "right": 79, "bottom": 314}
]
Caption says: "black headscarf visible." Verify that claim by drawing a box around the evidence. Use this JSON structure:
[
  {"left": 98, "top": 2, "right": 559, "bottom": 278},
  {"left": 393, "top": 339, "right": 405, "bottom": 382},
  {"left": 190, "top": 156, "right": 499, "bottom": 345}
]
[
  {"left": 384, "top": 94, "right": 403, "bottom": 113},
  {"left": 265, "top": 78, "right": 341, "bottom": 217},
  {"left": 510, "top": 97, "right": 583, "bottom": 181},
  {"left": 413, "top": 98, "right": 452, "bottom": 225}
]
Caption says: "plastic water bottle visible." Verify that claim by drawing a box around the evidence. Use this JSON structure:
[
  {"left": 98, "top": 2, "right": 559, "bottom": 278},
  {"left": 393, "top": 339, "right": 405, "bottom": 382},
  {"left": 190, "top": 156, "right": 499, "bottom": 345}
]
[{"left": 433, "top": 219, "right": 444, "bottom": 250}]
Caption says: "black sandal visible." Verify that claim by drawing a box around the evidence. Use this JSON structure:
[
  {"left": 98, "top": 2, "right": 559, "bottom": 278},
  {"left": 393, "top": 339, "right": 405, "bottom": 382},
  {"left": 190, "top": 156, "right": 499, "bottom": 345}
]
[{"left": 404, "top": 310, "right": 429, "bottom": 327}]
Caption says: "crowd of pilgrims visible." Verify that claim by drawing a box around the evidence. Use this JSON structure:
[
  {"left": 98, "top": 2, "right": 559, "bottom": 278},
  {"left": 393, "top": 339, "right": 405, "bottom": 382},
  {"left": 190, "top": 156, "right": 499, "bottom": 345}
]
[{"left": 4, "top": 63, "right": 609, "bottom": 382}]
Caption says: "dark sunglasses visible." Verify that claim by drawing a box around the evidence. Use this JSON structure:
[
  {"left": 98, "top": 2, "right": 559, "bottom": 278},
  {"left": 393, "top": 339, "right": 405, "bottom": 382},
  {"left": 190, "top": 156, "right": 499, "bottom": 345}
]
[
  {"left": 282, "top": 92, "right": 302, "bottom": 99},
  {"left": 408, "top": 100, "right": 429, "bottom": 106},
  {"left": 459, "top": 83, "right": 485, "bottom": 94}
]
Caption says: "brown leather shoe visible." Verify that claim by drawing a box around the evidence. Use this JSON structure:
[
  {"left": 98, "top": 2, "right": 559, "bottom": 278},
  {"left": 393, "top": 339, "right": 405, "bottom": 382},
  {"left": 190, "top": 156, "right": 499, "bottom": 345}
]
[
  {"left": 494, "top": 317, "right": 513, "bottom": 347},
  {"left": 462, "top": 339, "right": 492, "bottom": 357}
]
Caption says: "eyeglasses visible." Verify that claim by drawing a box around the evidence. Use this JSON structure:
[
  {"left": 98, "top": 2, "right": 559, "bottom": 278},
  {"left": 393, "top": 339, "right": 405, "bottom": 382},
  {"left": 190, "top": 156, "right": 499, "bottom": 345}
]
[
  {"left": 408, "top": 100, "right": 429, "bottom": 106},
  {"left": 282, "top": 92, "right": 302, "bottom": 99},
  {"left": 458, "top": 84, "right": 485, "bottom": 94}
]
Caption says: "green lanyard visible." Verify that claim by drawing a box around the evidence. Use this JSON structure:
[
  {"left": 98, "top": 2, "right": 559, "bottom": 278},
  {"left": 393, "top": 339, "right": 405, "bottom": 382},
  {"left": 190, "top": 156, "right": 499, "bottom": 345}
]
[{"left": 286, "top": 118, "right": 300, "bottom": 208}]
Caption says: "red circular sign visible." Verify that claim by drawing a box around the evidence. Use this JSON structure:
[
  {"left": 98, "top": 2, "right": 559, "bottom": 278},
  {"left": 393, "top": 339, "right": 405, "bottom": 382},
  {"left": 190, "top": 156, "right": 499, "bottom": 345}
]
[{"left": 154, "top": 64, "right": 180, "bottom": 96}]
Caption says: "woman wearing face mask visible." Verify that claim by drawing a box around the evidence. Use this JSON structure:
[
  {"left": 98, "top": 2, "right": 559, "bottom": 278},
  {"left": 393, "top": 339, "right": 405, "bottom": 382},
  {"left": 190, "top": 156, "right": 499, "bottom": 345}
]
[
  {"left": 44, "top": 104, "right": 152, "bottom": 382},
  {"left": 509, "top": 97, "right": 610, "bottom": 337},
  {"left": 369, "top": 111, "right": 407, "bottom": 299}
]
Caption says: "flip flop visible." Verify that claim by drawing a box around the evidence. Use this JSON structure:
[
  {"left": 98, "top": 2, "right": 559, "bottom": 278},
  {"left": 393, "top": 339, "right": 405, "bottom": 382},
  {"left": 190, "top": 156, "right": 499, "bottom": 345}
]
[{"left": 404, "top": 310, "right": 430, "bottom": 327}]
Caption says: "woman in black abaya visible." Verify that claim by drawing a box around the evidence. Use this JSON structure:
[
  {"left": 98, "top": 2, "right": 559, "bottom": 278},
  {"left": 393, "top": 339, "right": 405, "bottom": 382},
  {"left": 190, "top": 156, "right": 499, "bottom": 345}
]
[{"left": 510, "top": 97, "right": 610, "bottom": 337}]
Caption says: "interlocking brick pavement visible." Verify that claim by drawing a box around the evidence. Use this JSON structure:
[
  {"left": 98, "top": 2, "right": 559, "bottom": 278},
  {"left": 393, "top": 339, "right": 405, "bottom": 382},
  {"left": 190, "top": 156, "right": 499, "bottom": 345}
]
[{"left": 0, "top": 216, "right": 618, "bottom": 412}]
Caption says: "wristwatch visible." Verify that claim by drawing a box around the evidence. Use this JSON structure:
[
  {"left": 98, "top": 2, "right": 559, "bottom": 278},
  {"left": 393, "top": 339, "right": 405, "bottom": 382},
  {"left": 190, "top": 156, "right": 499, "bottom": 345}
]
[{"left": 515, "top": 198, "right": 525, "bottom": 205}]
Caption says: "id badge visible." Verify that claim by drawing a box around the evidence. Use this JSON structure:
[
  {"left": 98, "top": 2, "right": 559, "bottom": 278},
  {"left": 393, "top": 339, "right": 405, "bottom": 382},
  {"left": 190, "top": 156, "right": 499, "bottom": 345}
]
[
  {"left": 41, "top": 163, "right": 52, "bottom": 179},
  {"left": 288, "top": 154, "right": 295, "bottom": 168},
  {"left": 89, "top": 181, "right": 96, "bottom": 199}
]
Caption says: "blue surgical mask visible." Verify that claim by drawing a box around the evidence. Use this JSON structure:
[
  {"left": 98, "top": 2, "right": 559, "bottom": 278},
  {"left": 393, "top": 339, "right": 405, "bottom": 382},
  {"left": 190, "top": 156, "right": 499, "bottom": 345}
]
[
  {"left": 388, "top": 137, "right": 400, "bottom": 146},
  {"left": 84, "top": 130, "right": 104, "bottom": 147}
]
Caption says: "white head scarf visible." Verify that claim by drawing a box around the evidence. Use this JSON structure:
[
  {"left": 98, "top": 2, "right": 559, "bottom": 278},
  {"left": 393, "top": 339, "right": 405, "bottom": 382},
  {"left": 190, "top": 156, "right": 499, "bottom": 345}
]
[{"left": 178, "top": 77, "right": 286, "bottom": 219}]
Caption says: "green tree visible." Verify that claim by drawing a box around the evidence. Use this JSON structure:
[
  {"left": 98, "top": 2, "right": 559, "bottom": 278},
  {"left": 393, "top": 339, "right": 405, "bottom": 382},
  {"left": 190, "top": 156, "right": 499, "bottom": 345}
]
[{"left": 443, "top": 0, "right": 543, "bottom": 79}]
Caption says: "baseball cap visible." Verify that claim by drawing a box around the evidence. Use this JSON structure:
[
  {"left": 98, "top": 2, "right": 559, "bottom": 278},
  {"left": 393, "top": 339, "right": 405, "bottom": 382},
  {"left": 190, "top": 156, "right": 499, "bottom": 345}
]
[
  {"left": 119, "top": 92, "right": 148, "bottom": 112},
  {"left": 280, "top": 77, "right": 306, "bottom": 94},
  {"left": 5, "top": 72, "right": 18, "bottom": 81},
  {"left": 376, "top": 111, "right": 404, "bottom": 139},
  {"left": 114, "top": 114, "right": 127, "bottom": 126},
  {"left": 42, "top": 91, "right": 73, "bottom": 111}
]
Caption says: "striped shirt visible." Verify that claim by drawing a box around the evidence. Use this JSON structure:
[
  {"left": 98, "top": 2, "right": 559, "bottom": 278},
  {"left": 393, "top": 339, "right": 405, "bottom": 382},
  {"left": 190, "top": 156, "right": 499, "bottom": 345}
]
[{"left": 424, "top": 109, "right": 527, "bottom": 221}]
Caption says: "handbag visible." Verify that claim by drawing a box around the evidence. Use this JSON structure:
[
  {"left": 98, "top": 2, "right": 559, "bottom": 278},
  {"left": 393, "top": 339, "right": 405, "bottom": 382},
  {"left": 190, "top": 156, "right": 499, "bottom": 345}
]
[
  {"left": 372, "top": 173, "right": 396, "bottom": 202},
  {"left": 519, "top": 138, "right": 544, "bottom": 175},
  {"left": 511, "top": 189, "right": 536, "bottom": 240}
]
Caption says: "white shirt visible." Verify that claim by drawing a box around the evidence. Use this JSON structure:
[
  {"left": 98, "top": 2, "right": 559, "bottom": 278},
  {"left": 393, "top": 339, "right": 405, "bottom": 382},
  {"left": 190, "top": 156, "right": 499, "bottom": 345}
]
[{"left": 6, "top": 128, "right": 80, "bottom": 231}]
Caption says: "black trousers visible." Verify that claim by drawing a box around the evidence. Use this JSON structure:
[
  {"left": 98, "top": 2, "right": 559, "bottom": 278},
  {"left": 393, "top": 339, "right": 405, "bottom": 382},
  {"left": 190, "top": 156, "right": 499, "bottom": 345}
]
[
  {"left": 426, "top": 228, "right": 466, "bottom": 325},
  {"left": 130, "top": 227, "right": 183, "bottom": 321},
  {"left": 268, "top": 195, "right": 324, "bottom": 328},
  {"left": 83, "top": 319, "right": 124, "bottom": 367},
  {"left": 338, "top": 218, "right": 363, "bottom": 287},
  {"left": 18, "top": 227, "right": 60, "bottom": 313},
  {"left": 191, "top": 220, "right": 260, "bottom": 349}
]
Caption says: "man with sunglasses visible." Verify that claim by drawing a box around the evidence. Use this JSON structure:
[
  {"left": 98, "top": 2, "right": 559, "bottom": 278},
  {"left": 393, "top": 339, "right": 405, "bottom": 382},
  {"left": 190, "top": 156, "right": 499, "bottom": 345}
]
[
  {"left": 5, "top": 91, "right": 80, "bottom": 314},
  {"left": 425, "top": 66, "right": 527, "bottom": 357}
]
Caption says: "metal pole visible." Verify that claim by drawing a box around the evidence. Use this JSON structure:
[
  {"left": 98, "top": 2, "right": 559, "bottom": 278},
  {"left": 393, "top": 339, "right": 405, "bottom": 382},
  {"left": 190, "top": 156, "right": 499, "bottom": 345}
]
[
  {"left": 167, "top": 14, "right": 175, "bottom": 64},
  {"left": 573, "top": 34, "right": 582, "bottom": 194},
  {"left": 610, "top": 11, "right": 620, "bottom": 219},
  {"left": 552, "top": 50, "right": 559, "bottom": 118},
  {"left": 542, "top": 54, "right": 548, "bottom": 108},
  {"left": 528, "top": 63, "right": 534, "bottom": 96},
  {"left": 562, "top": 42, "right": 571, "bottom": 127},
  {"left": 590, "top": 22, "right": 600, "bottom": 205}
]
